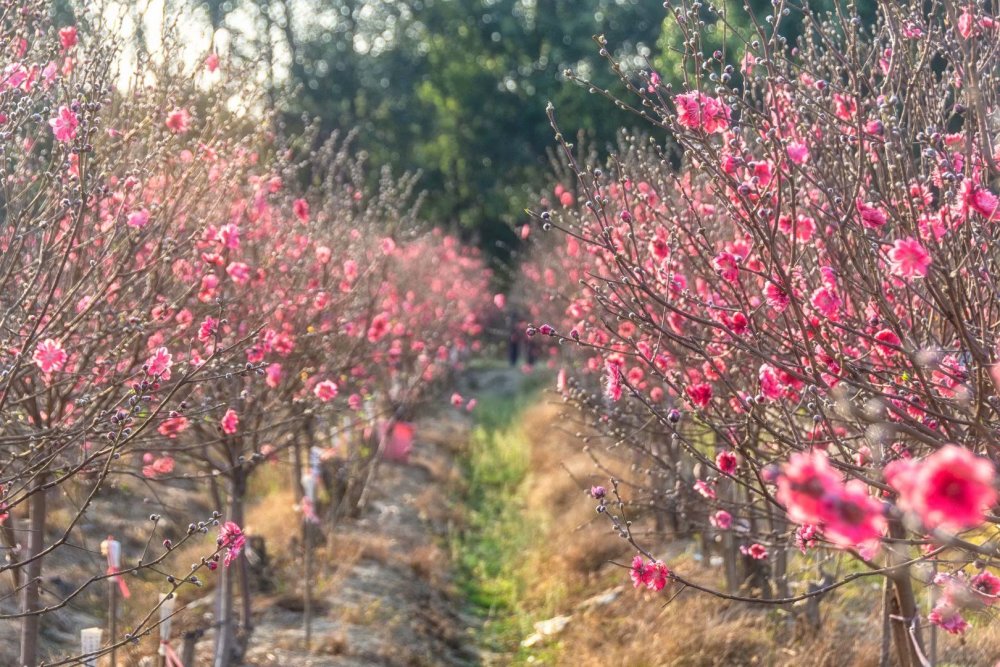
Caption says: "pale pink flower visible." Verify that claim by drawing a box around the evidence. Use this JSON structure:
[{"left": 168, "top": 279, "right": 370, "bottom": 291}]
[
  {"left": 928, "top": 603, "right": 968, "bottom": 635},
  {"left": 127, "top": 208, "right": 150, "bottom": 228},
  {"left": 226, "top": 262, "right": 251, "bottom": 285},
  {"left": 450, "top": 392, "right": 464, "bottom": 407},
  {"left": 49, "top": 106, "right": 78, "bottom": 142},
  {"left": 694, "top": 479, "right": 716, "bottom": 500},
  {"left": 221, "top": 408, "right": 239, "bottom": 435},
  {"left": 165, "top": 107, "right": 191, "bottom": 134},
  {"left": 33, "top": 338, "right": 67, "bottom": 373},
  {"left": 265, "top": 363, "right": 282, "bottom": 388},
  {"left": 145, "top": 347, "right": 172, "bottom": 380},
  {"left": 888, "top": 237, "right": 931, "bottom": 279},
  {"left": 314, "top": 380, "right": 338, "bottom": 402},
  {"left": 786, "top": 142, "right": 809, "bottom": 164},
  {"left": 158, "top": 416, "right": 189, "bottom": 438}
]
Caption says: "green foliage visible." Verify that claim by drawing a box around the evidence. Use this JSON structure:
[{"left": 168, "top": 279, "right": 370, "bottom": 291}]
[{"left": 450, "top": 385, "right": 551, "bottom": 660}]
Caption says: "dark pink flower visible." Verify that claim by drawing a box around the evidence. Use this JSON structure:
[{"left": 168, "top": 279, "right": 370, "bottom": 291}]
[
  {"left": 314, "top": 380, "right": 338, "bottom": 402},
  {"left": 886, "top": 445, "right": 997, "bottom": 532},
  {"left": 888, "top": 237, "right": 931, "bottom": 279},
  {"left": 742, "top": 543, "right": 768, "bottom": 560},
  {"left": 221, "top": 408, "right": 239, "bottom": 435},
  {"left": 710, "top": 510, "right": 733, "bottom": 530},
  {"left": 218, "top": 521, "right": 246, "bottom": 567},
  {"left": 293, "top": 198, "right": 310, "bottom": 222},
  {"left": 674, "top": 91, "right": 730, "bottom": 134},
  {"left": 928, "top": 603, "right": 968, "bottom": 635},
  {"left": 716, "top": 451, "right": 738, "bottom": 475},
  {"left": 971, "top": 570, "right": 1000, "bottom": 605},
  {"left": 127, "top": 208, "right": 150, "bottom": 228}
]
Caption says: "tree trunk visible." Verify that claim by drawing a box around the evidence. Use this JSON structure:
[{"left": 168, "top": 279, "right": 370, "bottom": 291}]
[{"left": 20, "top": 480, "right": 46, "bottom": 667}]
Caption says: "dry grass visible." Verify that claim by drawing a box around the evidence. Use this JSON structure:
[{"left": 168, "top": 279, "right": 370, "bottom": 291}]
[{"left": 510, "top": 401, "right": 1000, "bottom": 667}]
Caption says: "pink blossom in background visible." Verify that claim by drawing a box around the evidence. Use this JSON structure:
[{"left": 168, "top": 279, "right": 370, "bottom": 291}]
[
  {"left": 686, "top": 382, "right": 713, "bottom": 408},
  {"left": 58, "top": 26, "right": 78, "bottom": 49},
  {"left": 265, "top": 363, "right": 283, "bottom": 388},
  {"left": 929, "top": 603, "right": 969, "bottom": 635},
  {"left": 293, "top": 198, "right": 309, "bottom": 222},
  {"left": 856, "top": 200, "right": 888, "bottom": 228},
  {"left": 710, "top": 510, "right": 733, "bottom": 530},
  {"left": 888, "top": 237, "right": 931, "bottom": 279},
  {"left": 314, "top": 380, "right": 338, "bottom": 402},
  {"left": 226, "top": 262, "right": 251, "bottom": 285},
  {"left": 49, "top": 106, "right": 78, "bottom": 142},
  {"left": 145, "top": 346, "right": 172, "bottom": 380},
  {"left": 450, "top": 392, "right": 463, "bottom": 407},
  {"left": 465, "top": 398, "right": 477, "bottom": 412},
  {"left": 493, "top": 293, "right": 506, "bottom": 309},
  {"left": 198, "top": 316, "right": 218, "bottom": 343},
  {"left": 221, "top": 408, "right": 239, "bottom": 435},
  {"left": 712, "top": 251, "right": 740, "bottom": 282},
  {"left": 741, "top": 543, "right": 768, "bottom": 560},
  {"left": 127, "top": 208, "right": 150, "bottom": 228},
  {"left": 165, "top": 107, "right": 192, "bottom": 134},
  {"left": 33, "top": 338, "right": 67, "bottom": 373},
  {"left": 158, "top": 416, "right": 189, "bottom": 438},
  {"left": 205, "top": 53, "right": 220, "bottom": 72}
]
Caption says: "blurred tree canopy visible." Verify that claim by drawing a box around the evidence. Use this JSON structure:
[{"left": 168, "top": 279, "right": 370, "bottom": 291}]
[{"left": 132, "top": 1, "right": 877, "bottom": 264}]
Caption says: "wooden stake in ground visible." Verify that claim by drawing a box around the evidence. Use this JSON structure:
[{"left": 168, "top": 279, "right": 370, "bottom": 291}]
[{"left": 301, "top": 446, "right": 321, "bottom": 653}]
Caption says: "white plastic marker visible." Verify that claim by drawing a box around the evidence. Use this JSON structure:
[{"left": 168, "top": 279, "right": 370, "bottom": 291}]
[
  {"left": 158, "top": 593, "right": 184, "bottom": 666},
  {"left": 80, "top": 627, "right": 103, "bottom": 667}
]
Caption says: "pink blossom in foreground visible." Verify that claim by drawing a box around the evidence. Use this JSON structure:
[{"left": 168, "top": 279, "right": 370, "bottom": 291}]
[
  {"left": 888, "top": 237, "right": 931, "bottom": 279},
  {"left": 686, "top": 382, "right": 712, "bottom": 408},
  {"left": 885, "top": 445, "right": 997, "bottom": 532},
  {"left": 674, "top": 91, "right": 730, "bottom": 134},
  {"left": 49, "top": 106, "right": 78, "bottom": 142},
  {"left": 33, "top": 339, "right": 67, "bottom": 373},
  {"left": 630, "top": 555, "right": 670, "bottom": 591},
  {"left": 221, "top": 408, "right": 239, "bottom": 435},
  {"left": 314, "top": 380, "right": 338, "bottom": 402},
  {"left": 218, "top": 521, "right": 246, "bottom": 567},
  {"left": 776, "top": 450, "right": 841, "bottom": 526}
]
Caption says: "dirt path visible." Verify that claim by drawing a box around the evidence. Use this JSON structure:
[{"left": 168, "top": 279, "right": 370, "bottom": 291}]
[{"left": 239, "top": 399, "right": 489, "bottom": 666}]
